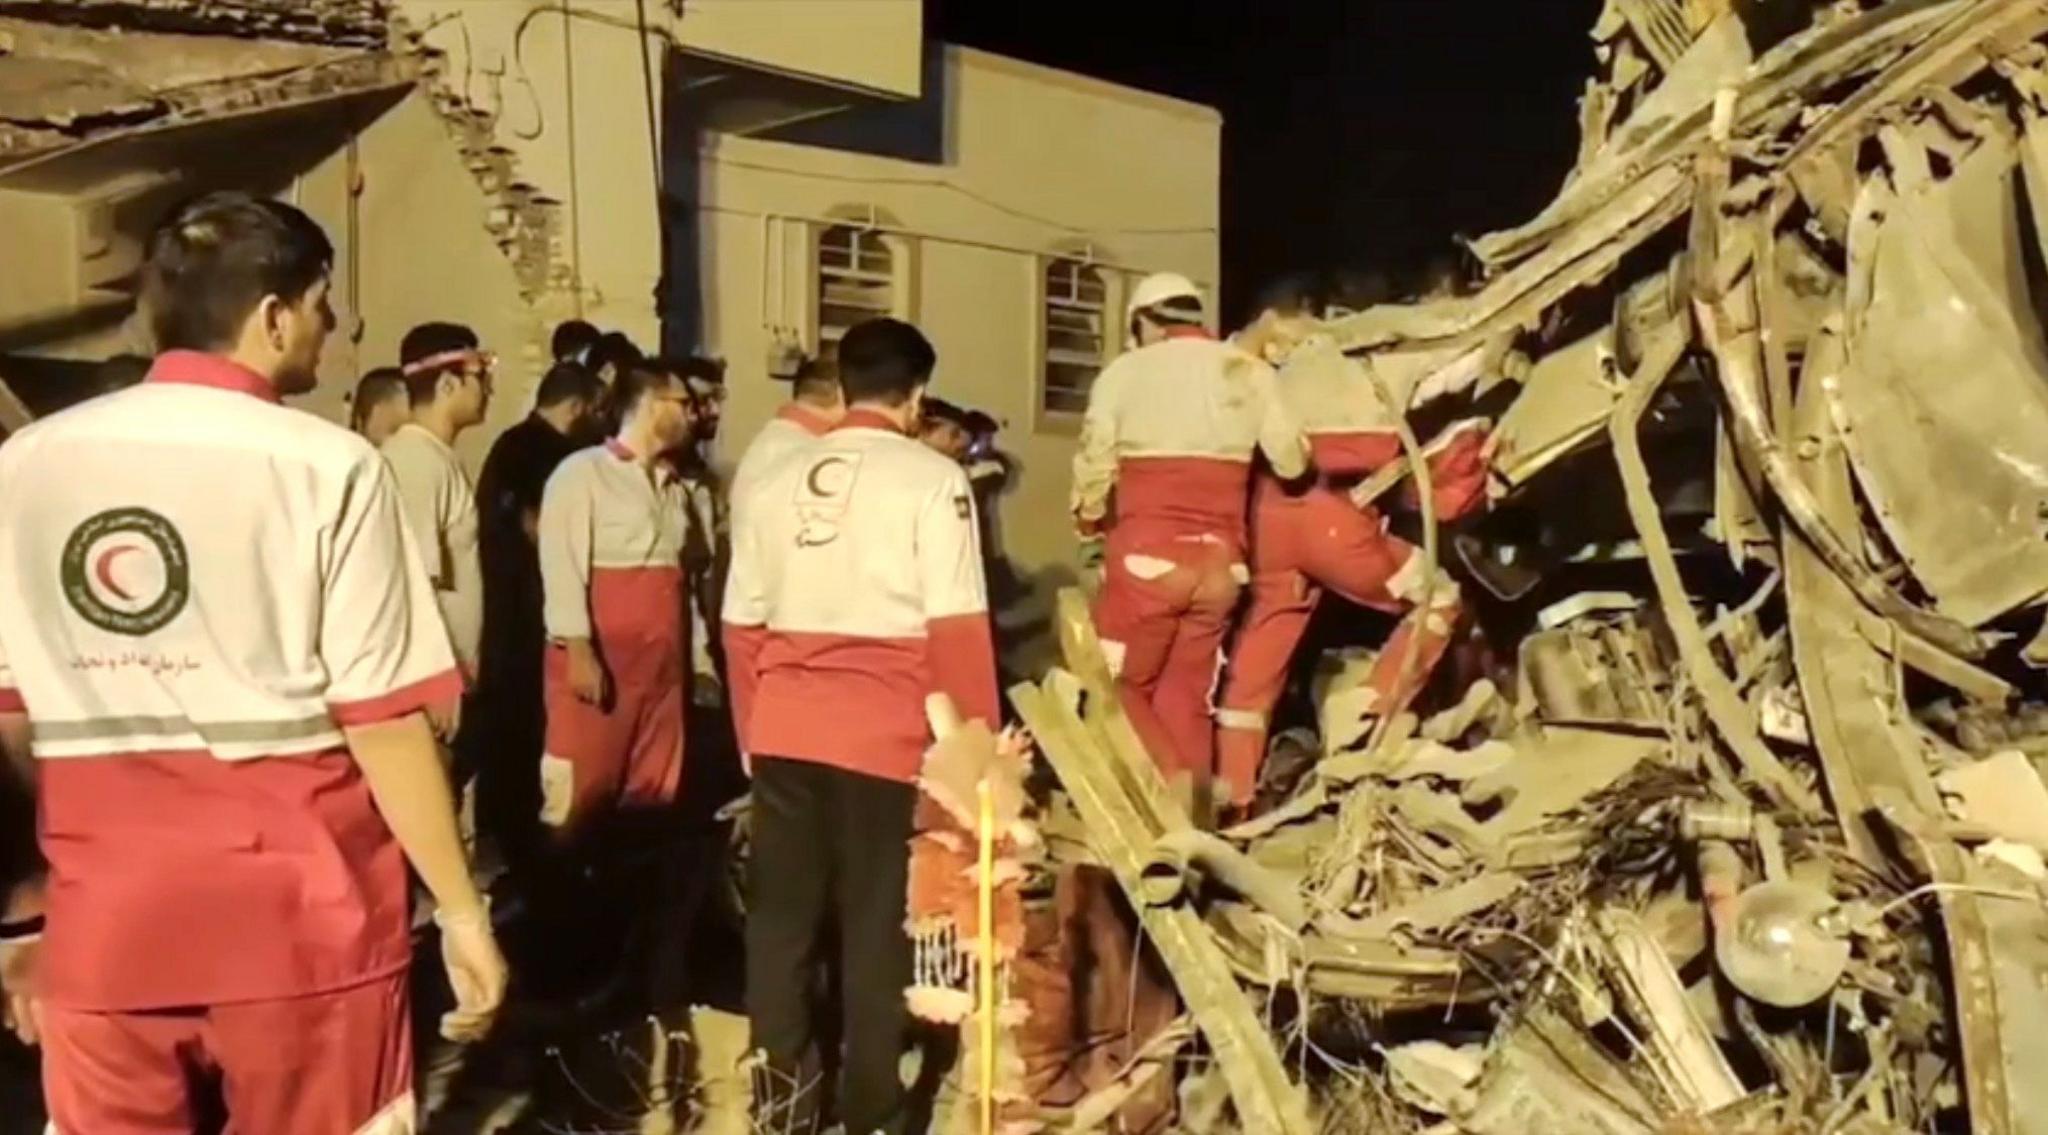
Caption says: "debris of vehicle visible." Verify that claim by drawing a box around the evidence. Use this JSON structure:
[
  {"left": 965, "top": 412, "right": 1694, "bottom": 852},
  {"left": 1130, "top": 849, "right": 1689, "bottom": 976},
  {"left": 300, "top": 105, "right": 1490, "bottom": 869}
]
[{"left": 1007, "top": 1, "right": 2048, "bottom": 1131}]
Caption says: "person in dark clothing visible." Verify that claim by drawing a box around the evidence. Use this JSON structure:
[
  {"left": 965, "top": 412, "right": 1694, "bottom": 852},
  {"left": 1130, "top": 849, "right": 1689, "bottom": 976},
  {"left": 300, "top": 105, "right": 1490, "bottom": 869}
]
[
  {"left": 348, "top": 366, "right": 410, "bottom": 448},
  {"left": 472, "top": 362, "right": 605, "bottom": 887},
  {"left": 551, "top": 319, "right": 600, "bottom": 367},
  {"left": 588, "top": 332, "right": 643, "bottom": 390}
]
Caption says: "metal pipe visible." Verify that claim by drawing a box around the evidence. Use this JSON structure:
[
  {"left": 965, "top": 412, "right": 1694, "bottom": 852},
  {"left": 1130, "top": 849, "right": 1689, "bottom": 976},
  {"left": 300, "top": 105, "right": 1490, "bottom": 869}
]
[{"left": 1139, "top": 830, "right": 1310, "bottom": 931}]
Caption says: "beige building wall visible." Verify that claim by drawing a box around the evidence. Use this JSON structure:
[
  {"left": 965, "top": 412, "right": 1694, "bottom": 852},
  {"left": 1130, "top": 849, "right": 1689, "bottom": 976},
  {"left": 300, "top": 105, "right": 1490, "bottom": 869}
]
[
  {"left": 674, "top": 0, "right": 922, "bottom": 98},
  {"left": 1, "top": 24, "right": 1221, "bottom": 606},
  {"left": 697, "top": 47, "right": 1221, "bottom": 625},
  {"left": 393, "top": 0, "right": 670, "bottom": 350},
  {"left": 383, "top": 0, "right": 924, "bottom": 358},
  {"left": 289, "top": 91, "right": 545, "bottom": 465}
]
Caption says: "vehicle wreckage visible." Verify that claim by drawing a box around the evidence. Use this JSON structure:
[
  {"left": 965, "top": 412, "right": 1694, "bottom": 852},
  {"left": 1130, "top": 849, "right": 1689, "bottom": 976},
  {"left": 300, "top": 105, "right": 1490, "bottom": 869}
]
[{"left": 938, "top": 1, "right": 2048, "bottom": 1132}]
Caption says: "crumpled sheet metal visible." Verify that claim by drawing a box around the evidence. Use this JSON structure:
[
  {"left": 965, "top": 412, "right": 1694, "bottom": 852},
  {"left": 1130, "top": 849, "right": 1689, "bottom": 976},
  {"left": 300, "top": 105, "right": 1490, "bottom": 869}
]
[
  {"left": 1492, "top": 329, "right": 1614, "bottom": 487},
  {"left": 1480, "top": 12, "right": 1752, "bottom": 268},
  {"left": 1833, "top": 134, "right": 2048, "bottom": 626}
]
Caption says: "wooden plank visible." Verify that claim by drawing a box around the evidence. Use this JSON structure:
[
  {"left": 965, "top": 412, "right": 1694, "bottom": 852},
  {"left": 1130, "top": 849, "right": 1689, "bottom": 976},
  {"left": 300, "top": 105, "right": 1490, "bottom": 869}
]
[{"left": 1012, "top": 680, "right": 1314, "bottom": 1135}]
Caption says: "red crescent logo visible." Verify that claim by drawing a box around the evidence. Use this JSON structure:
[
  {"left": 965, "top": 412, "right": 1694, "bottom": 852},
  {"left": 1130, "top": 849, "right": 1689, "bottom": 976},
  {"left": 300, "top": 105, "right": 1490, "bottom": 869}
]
[
  {"left": 806, "top": 456, "right": 848, "bottom": 496},
  {"left": 93, "top": 544, "right": 142, "bottom": 602}
]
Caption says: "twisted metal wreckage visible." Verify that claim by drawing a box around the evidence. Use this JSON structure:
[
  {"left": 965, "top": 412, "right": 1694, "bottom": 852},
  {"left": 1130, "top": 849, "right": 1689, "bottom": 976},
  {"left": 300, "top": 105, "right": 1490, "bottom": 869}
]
[{"left": 996, "top": 0, "right": 2048, "bottom": 1131}]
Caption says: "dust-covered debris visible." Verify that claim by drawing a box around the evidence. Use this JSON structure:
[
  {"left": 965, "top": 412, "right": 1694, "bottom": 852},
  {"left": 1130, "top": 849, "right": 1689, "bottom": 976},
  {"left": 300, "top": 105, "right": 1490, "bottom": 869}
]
[{"left": 1008, "top": 2, "right": 2048, "bottom": 1132}]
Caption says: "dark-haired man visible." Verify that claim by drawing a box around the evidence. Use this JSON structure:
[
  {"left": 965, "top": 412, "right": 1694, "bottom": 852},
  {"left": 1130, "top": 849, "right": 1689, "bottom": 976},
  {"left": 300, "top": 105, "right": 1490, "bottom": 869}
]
[
  {"left": 725, "top": 317, "right": 997, "bottom": 1134},
  {"left": 552, "top": 319, "right": 601, "bottom": 368},
  {"left": 729, "top": 356, "right": 841, "bottom": 521},
  {"left": 588, "top": 331, "right": 643, "bottom": 391},
  {"left": 1216, "top": 291, "right": 1490, "bottom": 811},
  {"left": 350, "top": 366, "right": 410, "bottom": 447},
  {"left": 538, "top": 361, "right": 696, "bottom": 834},
  {"left": 917, "top": 395, "right": 974, "bottom": 462},
  {"left": 1071, "top": 272, "right": 1305, "bottom": 797},
  {"left": 475, "top": 361, "right": 603, "bottom": 877},
  {"left": 385, "top": 322, "right": 493, "bottom": 681},
  {"left": 0, "top": 191, "right": 501, "bottom": 1131},
  {"left": 656, "top": 356, "right": 731, "bottom": 713}
]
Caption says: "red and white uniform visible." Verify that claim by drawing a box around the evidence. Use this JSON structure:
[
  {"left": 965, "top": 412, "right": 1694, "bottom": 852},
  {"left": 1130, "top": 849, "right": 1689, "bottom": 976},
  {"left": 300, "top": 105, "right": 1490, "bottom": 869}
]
[
  {"left": 0, "top": 350, "right": 459, "bottom": 1133},
  {"left": 729, "top": 403, "right": 834, "bottom": 523},
  {"left": 538, "top": 440, "right": 688, "bottom": 830},
  {"left": 1215, "top": 341, "right": 1488, "bottom": 805},
  {"left": 1070, "top": 328, "right": 1304, "bottom": 786},
  {"left": 723, "top": 409, "right": 999, "bottom": 781}
]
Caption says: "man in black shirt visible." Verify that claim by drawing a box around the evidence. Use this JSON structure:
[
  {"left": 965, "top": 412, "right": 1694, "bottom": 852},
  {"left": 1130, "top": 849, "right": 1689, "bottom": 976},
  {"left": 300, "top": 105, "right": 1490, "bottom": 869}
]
[{"left": 473, "top": 361, "right": 604, "bottom": 885}]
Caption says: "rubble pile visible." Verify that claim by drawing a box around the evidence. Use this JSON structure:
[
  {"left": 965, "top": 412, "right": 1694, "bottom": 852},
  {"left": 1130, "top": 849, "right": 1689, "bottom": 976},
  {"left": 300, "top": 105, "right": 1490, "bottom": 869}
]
[{"left": 1014, "top": 1, "right": 2048, "bottom": 1131}]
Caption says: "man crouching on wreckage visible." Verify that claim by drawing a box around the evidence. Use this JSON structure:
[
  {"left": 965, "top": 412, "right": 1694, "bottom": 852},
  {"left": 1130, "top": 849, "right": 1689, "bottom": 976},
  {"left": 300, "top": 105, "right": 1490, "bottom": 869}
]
[
  {"left": 909, "top": 7, "right": 2048, "bottom": 1135},
  {"left": 970, "top": 276, "right": 1495, "bottom": 1131}
]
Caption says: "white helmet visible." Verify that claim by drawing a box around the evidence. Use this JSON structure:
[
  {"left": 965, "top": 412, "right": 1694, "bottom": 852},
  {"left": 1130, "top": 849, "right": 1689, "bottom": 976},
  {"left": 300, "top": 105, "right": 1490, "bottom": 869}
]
[{"left": 1125, "top": 271, "right": 1205, "bottom": 325}]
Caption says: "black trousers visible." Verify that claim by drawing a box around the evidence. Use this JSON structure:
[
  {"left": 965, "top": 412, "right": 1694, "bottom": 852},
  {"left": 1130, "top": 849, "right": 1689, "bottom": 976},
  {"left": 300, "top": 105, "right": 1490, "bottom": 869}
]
[{"left": 746, "top": 757, "right": 915, "bottom": 1135}]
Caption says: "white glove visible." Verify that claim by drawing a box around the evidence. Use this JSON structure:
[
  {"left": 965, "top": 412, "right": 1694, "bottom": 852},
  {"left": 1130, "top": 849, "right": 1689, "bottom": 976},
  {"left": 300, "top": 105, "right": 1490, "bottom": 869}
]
[{"left": 434, "top": 904, "right": 506, "bottom": 1043}]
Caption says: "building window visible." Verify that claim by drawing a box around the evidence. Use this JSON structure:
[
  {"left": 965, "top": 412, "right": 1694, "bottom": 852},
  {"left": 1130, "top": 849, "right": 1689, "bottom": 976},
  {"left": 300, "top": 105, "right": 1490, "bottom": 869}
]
[
  {"left": 1042, "top": 257, "right": 1108, "bottom": 416},
  {"left": 816, "top": 224, "right": 896, "bottom": 363}
]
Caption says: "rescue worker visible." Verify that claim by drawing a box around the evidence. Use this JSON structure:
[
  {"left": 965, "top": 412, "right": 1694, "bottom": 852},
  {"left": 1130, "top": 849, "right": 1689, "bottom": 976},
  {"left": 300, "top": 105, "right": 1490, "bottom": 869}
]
[
  {"left": 728, "top": 355, "right": 843, "bottom": 519},
  {"left": 474, "top": 361, "right": 603, "bottom": 882},
  {"left": 588, "top": 331, "right": 643, "bottom": 392},
  {"left": 538, "top": 359, "right": 696, "bottom": 835},
  {"left": 1071, "top": 271, "right": 1306, "bottom": 795},
  {"left": 350, "top": 365, "right": 410, "bottom": 447},
  {"left": 921, "top": 399, "right": 1023, "bottom": 621},
  {"left": 0, "top": 191, "right": 503, "bottom": 1131},
  {"left": 385, "top": 323, "right": 493, "bottom": 681},
  {"left": 1215, "top": 291, "right": 1491, "bottom": 809},
  {"left": 918, "top": 396, "right": 974, "bottom": 461},
  {"left": 724, "top": 317, "right": 998, "bottom": 1134}
]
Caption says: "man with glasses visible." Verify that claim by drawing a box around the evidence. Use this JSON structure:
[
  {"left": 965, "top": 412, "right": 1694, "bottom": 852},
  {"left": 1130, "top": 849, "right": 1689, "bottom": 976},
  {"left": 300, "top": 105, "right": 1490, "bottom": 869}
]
[
  {"left": 531, "top": 363, "right": 698, "bottom": 1017},
  {"left": 537, "top": 361, "right": 697, "bottom": 837}
]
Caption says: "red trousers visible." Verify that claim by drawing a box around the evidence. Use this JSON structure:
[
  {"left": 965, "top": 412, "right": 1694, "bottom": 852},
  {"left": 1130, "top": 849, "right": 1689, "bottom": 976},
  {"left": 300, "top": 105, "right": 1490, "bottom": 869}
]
[
  {"left": 41, "top": 972, "right": 413, "bottom": 1134},
  {"left": 1216, "top": 485, "right": 1460, "bottom": 804},
  {"left": 1093, "top": 531, "right": 1244, "bottom": 790},
  {"left": 541, "top": 569, "right": 685, "bottom": 834}
]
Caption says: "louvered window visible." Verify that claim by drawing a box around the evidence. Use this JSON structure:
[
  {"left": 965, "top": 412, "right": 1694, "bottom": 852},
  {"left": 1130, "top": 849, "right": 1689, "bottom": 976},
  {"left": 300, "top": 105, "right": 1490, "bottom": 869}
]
[
  {"left": 817, "top": 224, "right": 896, "bottom": 363},
  {"left": 1042, "top": 257, "right": 1108, "bottom": 415}
]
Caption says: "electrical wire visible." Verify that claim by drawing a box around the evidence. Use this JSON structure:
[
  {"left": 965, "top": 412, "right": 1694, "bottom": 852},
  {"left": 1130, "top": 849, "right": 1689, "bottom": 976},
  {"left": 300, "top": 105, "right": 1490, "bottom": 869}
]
[
  {"left": 1873, "top": 881, "right": 2039, "bottom": 922},
  {"left": 634, "top": 0, "right": 663, "bottom": 200}
]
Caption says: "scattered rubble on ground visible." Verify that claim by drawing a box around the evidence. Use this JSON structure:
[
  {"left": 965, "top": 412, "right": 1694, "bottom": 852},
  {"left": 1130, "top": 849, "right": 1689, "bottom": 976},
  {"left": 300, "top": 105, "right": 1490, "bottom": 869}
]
[{"left": 1011, "top": 2, "right": 2048, "bottom": 1131}]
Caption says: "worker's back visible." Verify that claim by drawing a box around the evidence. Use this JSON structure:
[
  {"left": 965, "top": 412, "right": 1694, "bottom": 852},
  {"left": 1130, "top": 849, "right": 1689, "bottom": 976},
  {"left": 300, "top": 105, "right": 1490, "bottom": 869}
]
[
  {"left": 729, "top": 404, "right": 832, "bottom": 524},
  {"left": 0, "top": 356, "right": 454, "bottom": 1011},
  {"left": 1071, "top": 333, "right": 1303, "bottom": 547},
  {"left": 727, "top": 410, "right": 988, "bottom": 783}
]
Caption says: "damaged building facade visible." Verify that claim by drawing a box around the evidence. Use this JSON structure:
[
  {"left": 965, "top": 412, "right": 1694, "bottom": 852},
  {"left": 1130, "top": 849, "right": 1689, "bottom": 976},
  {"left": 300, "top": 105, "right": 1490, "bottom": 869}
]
[
  {"left": 0, "top": 0, "right": 1218, "bottom": 644},
  {"left": 998, "top": 1, "right": 2048, "bottom": 1133}
]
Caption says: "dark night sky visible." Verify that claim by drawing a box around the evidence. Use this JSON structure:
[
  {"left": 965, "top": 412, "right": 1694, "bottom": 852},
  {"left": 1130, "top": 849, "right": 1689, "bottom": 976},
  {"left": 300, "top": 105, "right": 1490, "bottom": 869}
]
[{"left": 928, "top": 0, "right": 1602, "bottom": 319}]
